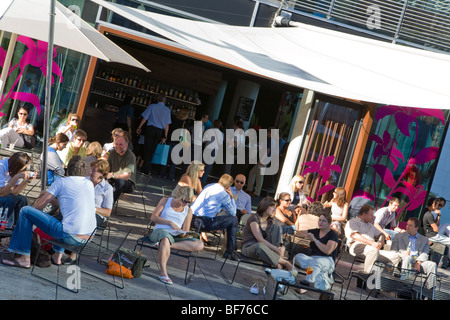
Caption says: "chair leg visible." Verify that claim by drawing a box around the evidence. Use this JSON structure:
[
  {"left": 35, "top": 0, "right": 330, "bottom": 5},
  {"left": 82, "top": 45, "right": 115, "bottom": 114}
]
[
  {"left": 184, "top": 251, "right": 198, "bottom": 285},
  {"left": 220, "top": 255, "right": 240, "bottom": 285}
]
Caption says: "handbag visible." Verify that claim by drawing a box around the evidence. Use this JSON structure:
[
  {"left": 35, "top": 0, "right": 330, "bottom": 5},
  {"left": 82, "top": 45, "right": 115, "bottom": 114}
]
[
  {"left": 110, "top": 247, "right": 148, "bottom": 278},
  {"left": 151, "top": 142, "right": 170, "bottom": 166},
  {"left": 20, "top": 133, "right": 36, "bottom": 149}
]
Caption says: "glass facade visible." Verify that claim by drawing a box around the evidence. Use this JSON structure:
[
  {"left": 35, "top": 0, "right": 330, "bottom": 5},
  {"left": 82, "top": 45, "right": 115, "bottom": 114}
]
[
  {"left": 0, "top": 31, "right": 90, "bottom": 138},
  {"left": 298, "top": 95, "right": 363, "bottom": 202},
  {"left": 355, "top": 106, "right": 449, "bottom": 221}
]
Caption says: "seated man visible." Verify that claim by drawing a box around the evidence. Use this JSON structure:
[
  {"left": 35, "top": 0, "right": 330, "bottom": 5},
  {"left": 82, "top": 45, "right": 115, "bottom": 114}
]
[
  {"left": 106, "top": 135, "right": 136, "bottom": 203},
  {"left": 2, "top": 156, "right": 97, "bottom": 268},
  {"left": 190, "top": 174, "right": 238, "bottom": 259},
  {"left": 422, "top": 197, "right": 450, "bottom": 259},
  {"left": 391, "top": 217, "right": 437, "bottom": 287},
  {"left": 230, "top": 173, "right": 252, "bottom": 224},
  {"left": 373, "top": 197, "right": 405, "bottom": 240},
  {"left": 344, "top": 204, "right": 401, "bottom": 273}
]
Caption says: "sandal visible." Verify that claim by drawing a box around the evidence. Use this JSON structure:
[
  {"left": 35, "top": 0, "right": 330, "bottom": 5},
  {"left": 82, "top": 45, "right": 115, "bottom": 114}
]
[
  {"left": 158, "top": 275, "right": 173, "bottom": 285},
  {"left": 2, "top": 257, "right": 31, "bottom": 269}
]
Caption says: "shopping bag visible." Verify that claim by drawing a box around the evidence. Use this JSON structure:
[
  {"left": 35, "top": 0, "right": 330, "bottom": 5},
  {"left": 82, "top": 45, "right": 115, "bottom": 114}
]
[{"left": 151, "top": 142, "right": 170, "bottom": 166}]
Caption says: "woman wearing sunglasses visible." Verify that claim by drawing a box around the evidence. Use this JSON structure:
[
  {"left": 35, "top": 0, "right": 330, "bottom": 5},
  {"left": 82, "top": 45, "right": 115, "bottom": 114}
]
[
  {"left": 274, "top": 191, "right": 298, "bottom": 235},
  {"left": 148, "top": 185, "right": 203, "bottom": 285},
  {"left": 56, "top": 113, "right": 79, "bottom": 142},
  {"left": 0, "top": 107, "right": 34, "bottom": 149}
]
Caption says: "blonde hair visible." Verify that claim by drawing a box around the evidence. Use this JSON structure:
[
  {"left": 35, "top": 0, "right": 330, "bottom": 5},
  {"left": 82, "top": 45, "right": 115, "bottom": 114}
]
[
  {"left": 289, "top": 174, "right": 305, "bottom": 190},
  {"left": 86, "top": 141, "right": 102, "bottom": 158},
  {"left": 184, "top": 160, "right": 205, "bottom": 189},
  {"left": 219, "top": 174, "right": 234, "bottom": 189},
  {"left": 171, "top": 185, "right": 194, "bottom": 202}
]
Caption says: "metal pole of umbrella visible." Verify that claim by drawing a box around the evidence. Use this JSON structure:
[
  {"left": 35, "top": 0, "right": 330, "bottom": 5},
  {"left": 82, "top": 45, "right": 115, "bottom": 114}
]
[{"left": 41, "top": 0, "right": 56, "bottom": 191}]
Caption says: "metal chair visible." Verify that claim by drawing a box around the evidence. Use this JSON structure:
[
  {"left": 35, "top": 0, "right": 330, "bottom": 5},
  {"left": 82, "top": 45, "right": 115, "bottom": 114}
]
[
  {"left": 134, "top": 221, "right": 200, "bottom": 284},
  {"left": 422, "top": 272, "right": 447, "bottom": 300},
  {"left": 344, "top": 261, "right": 424, "bottom": 300},
  {"left": 31, "top": 226, "right": 132, "bottom": 293},
  {"left": 113, "top": 172, "right": 151, "bottom": 218},
  {"left": 220, "top": 249, "right": 269, "bottom": 285}
]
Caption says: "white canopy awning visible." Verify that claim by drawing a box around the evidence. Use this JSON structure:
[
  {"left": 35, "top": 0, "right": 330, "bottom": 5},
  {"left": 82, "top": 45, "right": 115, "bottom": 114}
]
[{"left": 92, "top": 0, "right": 450, "bottom": 109}]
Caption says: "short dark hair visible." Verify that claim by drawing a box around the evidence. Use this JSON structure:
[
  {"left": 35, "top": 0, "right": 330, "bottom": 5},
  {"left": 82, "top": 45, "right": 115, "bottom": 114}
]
[
  {"left": 308, "top": 201, "right": 324, "bottom": 217},
  {"left": 359, "top": 204, "right": 374, "bottom": 216},
  {"left": 408, "top": 217, "right": 420, "bottom": 228},
  {"left": 67, "top": 155, "right": 87, "bottom": 177}
]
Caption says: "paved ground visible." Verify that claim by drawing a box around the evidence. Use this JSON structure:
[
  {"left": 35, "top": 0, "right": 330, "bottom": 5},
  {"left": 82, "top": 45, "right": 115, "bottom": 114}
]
[{"left": 0, "top": 170, "right": 448, "bottom": 309}]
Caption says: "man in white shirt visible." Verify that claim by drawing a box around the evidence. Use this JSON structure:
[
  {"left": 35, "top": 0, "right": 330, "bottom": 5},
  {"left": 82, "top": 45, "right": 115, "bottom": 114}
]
[
  {"left": 230, "top": 174, "right": 252, "bottom": 223},
  {"left": 345, "top": 204, "right": 401, "bottom": 273},
  {"left": 191, "top": 174, "right": 238, "bottom": 259},
  {"left": 2, "top": 156, "right": 96, "bottom": 268}
]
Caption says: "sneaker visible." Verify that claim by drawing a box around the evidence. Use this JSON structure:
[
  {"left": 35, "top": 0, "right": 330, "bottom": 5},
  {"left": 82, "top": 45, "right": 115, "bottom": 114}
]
[{"left": 250, "top": 283, "right": 259, "bottom": 295}]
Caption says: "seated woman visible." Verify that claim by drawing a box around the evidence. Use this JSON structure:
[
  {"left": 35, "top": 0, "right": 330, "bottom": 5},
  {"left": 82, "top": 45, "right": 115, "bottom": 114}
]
[
  {"left": 293, "top": 211, "right": 339, "bottom": 291},
  {"left": 274, "top": 192, "right": 297, "bottom": 235},
  {"left": 241, "top": 197, "right": 294, "bottom": 271},
  {"left": 58, "top": 129, "right": 88, "bottom": 166},
  {"left": 323, "top": 187, "right": 349, "bottom": 236},
  {"left": 83, "top": 141, "right": 102, "bottom": 176},
  {"left": 0, "top": 106, "right": 34, "bottom": 149},
  {"left": 41, "top": 133, "right": 69, "bottom": 186},
  {"left": 276, "top": 174, "right": 310, "bottom": 207},
  {"left": 150, "top": 185, "right": 203, "bottom": 285},
  {"left": 0, "top": 152, "right": 35, "bottom": 225},
  {"left": 56, "top": 113, "right": 79, "bottom": 142},
  {"left": 176, "top": 160, "right": 204, "bottom": 196}
]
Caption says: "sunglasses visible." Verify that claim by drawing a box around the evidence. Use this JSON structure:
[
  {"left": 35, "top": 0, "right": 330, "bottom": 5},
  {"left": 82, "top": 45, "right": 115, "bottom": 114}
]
[
  {"left": 283, "top": 198, "right": 292, "bottom": 202},
  {"left": 182, "top": 199, "right": 191, "bottom": 204},
  {"left": 71, "top": 118, "right": 79, "bottom": 122},
  {"left": 18, "top": 113, "right": 28, "bottom": 116},
  {"left": 297, "top": 181, "right": 304, "bottom": 184},
  {"left": 235, "top": 180, "right": 245, "bottom": 184}
]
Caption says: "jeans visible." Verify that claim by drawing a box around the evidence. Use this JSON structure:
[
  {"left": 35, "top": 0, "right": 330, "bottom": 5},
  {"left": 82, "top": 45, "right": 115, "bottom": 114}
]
[
  {"left": 192, "top": 214, "right": 238, "bottom": 253},
  {"left": 0, "top": 193, "right": 28, "bottom": 226},
  {"left": 8, "top": 206, "right": 87, "bottom": 256},
  {"left": 109, "top": 178, "right": 135, "bottom": 203}
]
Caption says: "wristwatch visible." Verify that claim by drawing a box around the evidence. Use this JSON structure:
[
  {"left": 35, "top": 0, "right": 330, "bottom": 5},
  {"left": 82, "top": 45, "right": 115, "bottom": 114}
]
[{"left": 112, "top": 173, "right": 115, "bottom": 179}]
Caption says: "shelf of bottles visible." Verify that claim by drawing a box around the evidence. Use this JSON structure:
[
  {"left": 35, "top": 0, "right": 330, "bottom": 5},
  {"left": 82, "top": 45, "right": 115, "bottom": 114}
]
[{"left": 91, "top": 65, "right": 201, "bottom": 119}]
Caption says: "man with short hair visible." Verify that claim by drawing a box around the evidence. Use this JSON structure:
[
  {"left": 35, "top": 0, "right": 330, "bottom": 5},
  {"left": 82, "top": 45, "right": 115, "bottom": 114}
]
[
  {"left": 107, "top": 135, "right": 136, "bottom": 203},
  {"left": 373, "top": 197, "right": 405, "bottom": 240},
  {"left": 136, "top": 93, "right": 171, "bottom": 175},
  {"left": 2, "top": 156, "right": 97, "bottom": 268},
  {"left": 231, "top": 174, "right": 252, "bottom": 223},
  {"left": 345, "top": 204, "right": 401, "bottom": 272},
  {"left": 391, "top": 217, "right": 437, "bottom": 286},
  {"left": 191, "top": 174, "right": 238, "bottom": 259}
]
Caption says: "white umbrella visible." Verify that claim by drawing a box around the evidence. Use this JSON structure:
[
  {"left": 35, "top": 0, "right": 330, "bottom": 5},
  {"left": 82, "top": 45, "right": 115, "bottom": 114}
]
[{"left": 0, "top": 0, "right": 150, "bottom": 190}]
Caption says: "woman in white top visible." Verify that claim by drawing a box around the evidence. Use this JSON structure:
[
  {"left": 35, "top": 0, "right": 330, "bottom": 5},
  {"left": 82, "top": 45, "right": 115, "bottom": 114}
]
[
  {"left": 149, "top": 186, "right": 203, "bottom": 285},
  {"left": 0, "top": 107, "right": 34, "bottom": 149},
  {"left": 56, "top": 112, "right": 79, "bottom": 142},
  {"left": 323, "top": 187, "right": 349, "bottom": 236}
]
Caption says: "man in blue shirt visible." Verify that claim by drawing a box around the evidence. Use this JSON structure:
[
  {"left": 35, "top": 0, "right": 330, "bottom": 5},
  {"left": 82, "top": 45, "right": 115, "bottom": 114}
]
[
  {"left": 191, "top": 174, "right": 239, "bottom": 259},
  {"left": 230, "top": 174, "right": 252, "bottom": 223},
  {"left": 136, "top": 93, "right": 171, "bottom": 175}
]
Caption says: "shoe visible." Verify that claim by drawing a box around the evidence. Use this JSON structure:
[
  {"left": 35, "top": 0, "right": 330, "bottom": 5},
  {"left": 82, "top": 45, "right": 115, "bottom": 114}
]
[
  {"left": 158, "top": 275, "right": 173, "bottom": 285},
  {"left": 223, "top": 250, "right": 241, "bottom": 261},
  {"left": 250, "top": 283, "right": 259, "bottom": 295},
  {"left": 63, "top": 257, "right": 76, "bottom": 265}
]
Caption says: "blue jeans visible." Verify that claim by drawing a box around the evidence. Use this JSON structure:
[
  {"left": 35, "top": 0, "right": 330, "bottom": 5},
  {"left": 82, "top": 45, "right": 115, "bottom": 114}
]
[
  {"left": 192, "top": 214, "right": 238, "bottom": 253},
  {"left": 0, "top": 194, "right": 28, "bottom": 225},
  {"left": 8, "top": 206, "right": 87, "bottom": 256}
]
